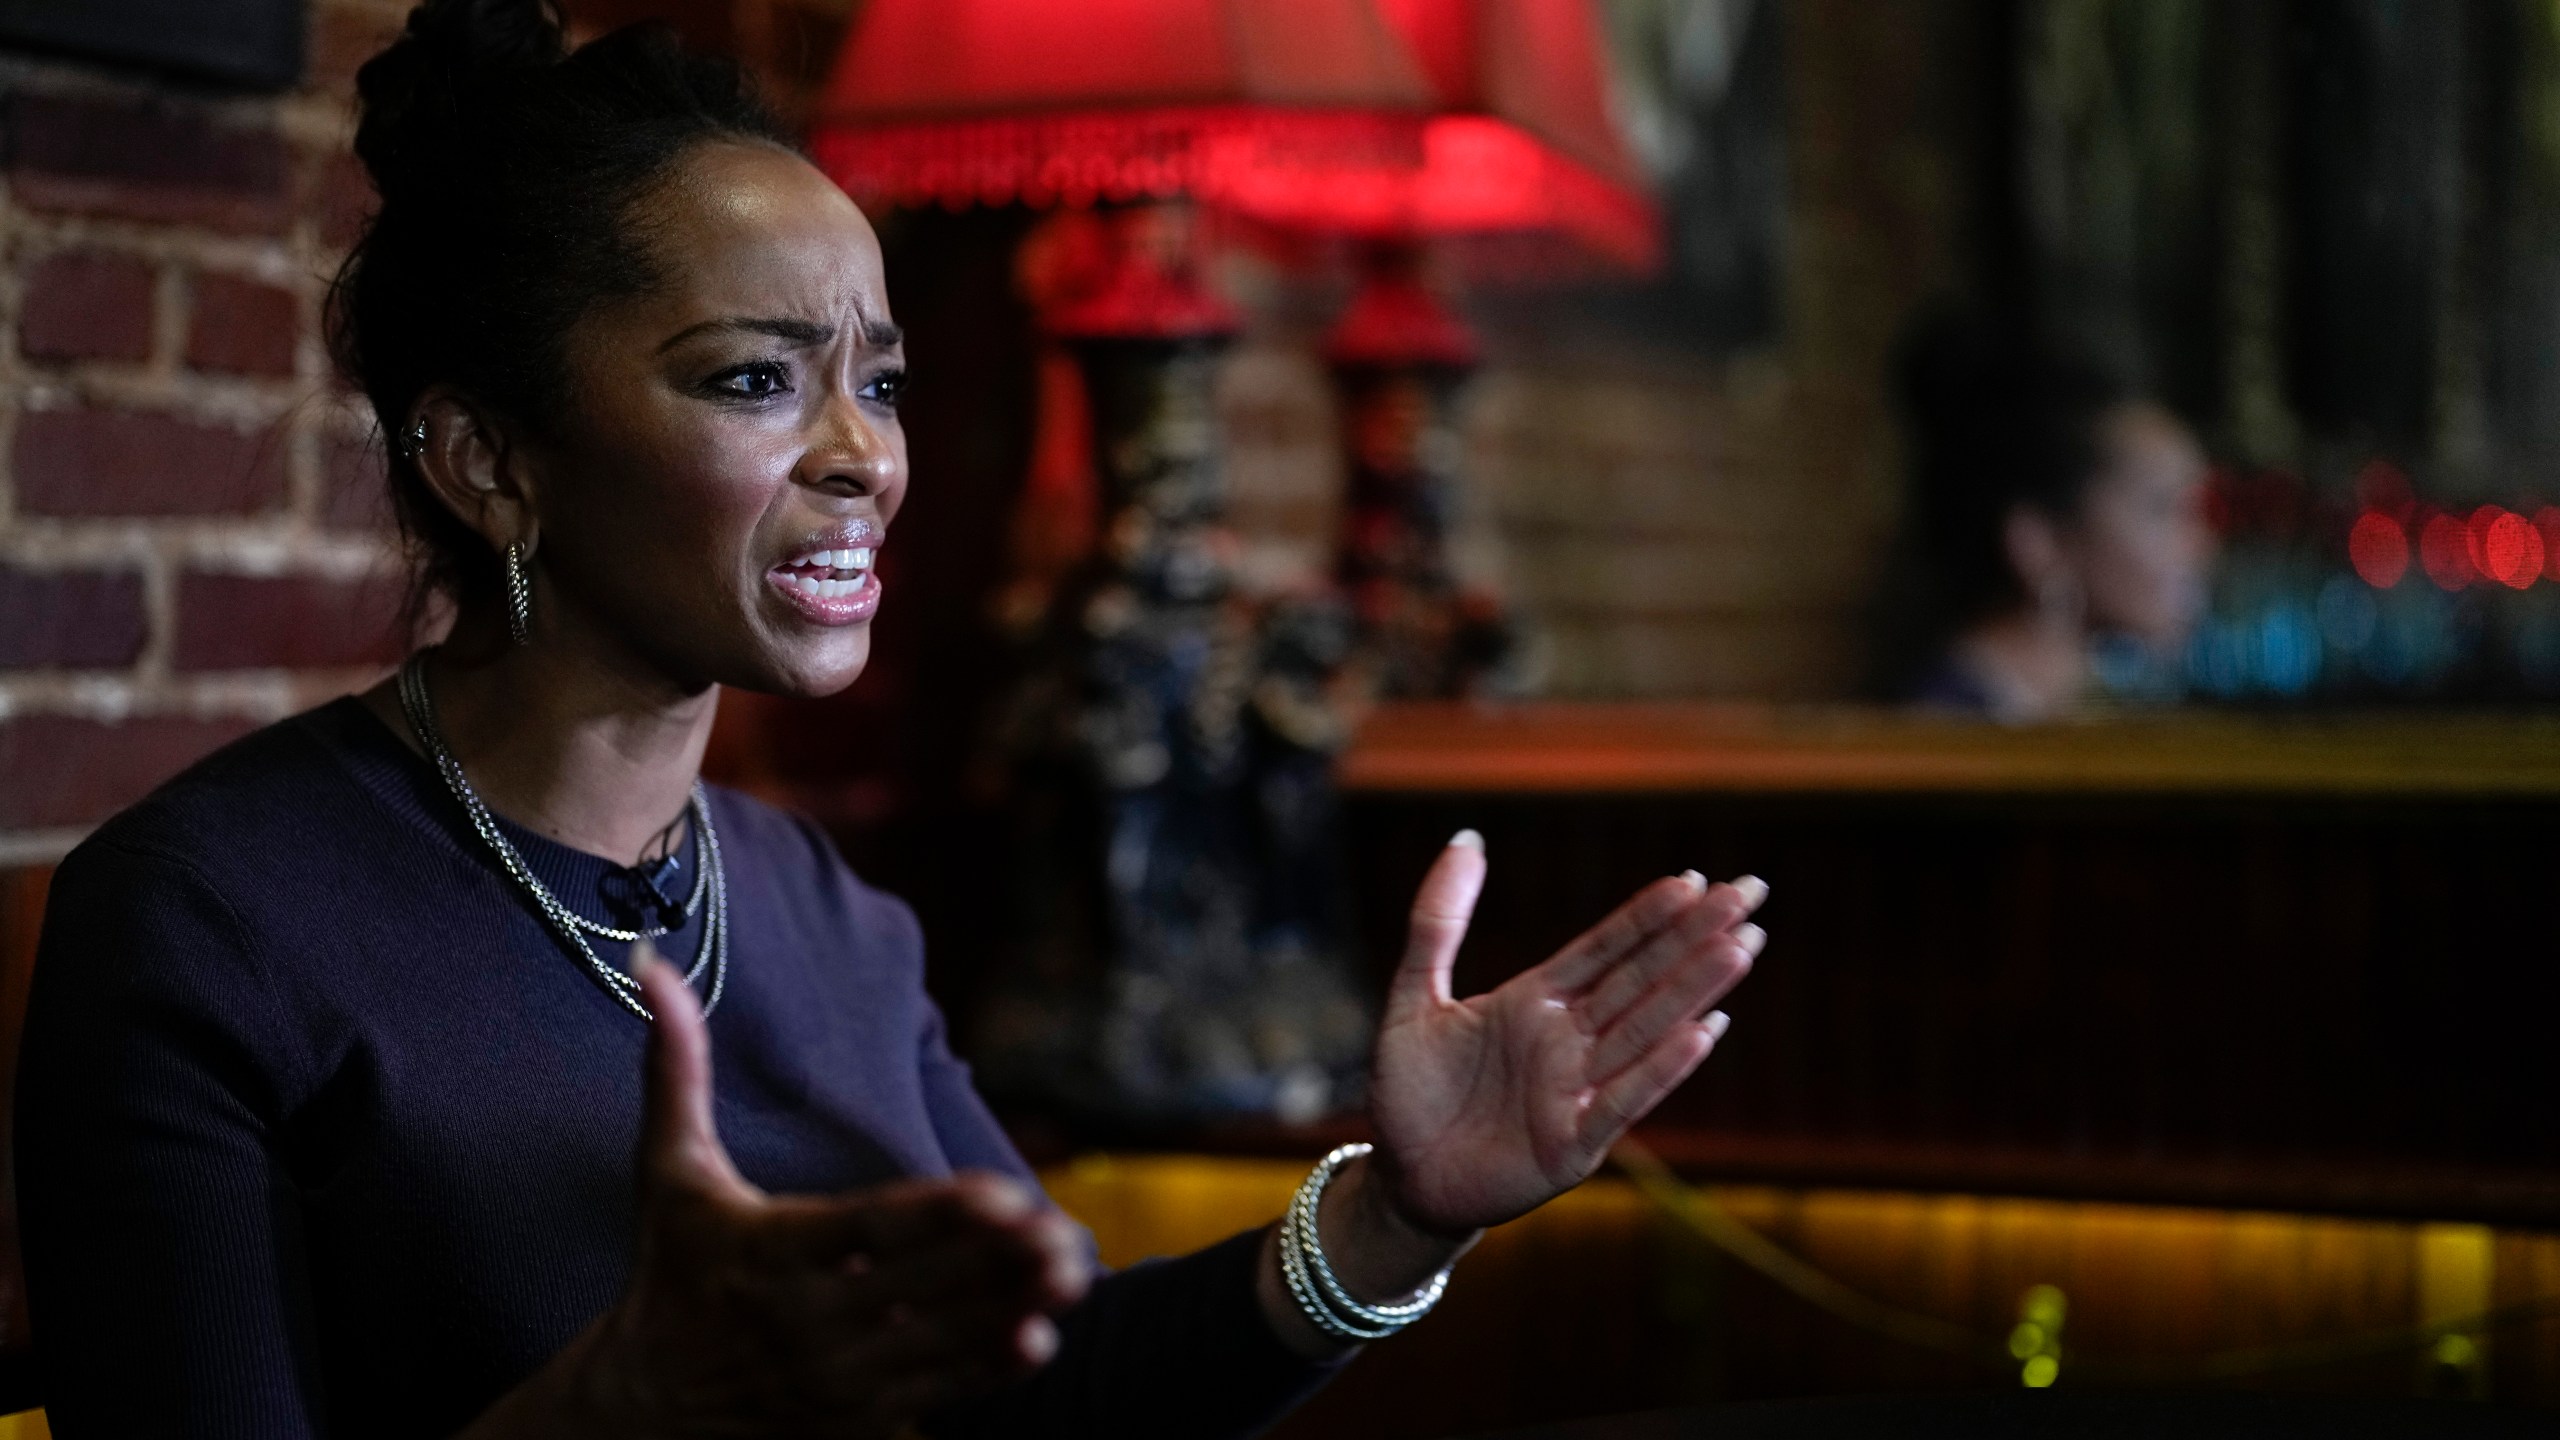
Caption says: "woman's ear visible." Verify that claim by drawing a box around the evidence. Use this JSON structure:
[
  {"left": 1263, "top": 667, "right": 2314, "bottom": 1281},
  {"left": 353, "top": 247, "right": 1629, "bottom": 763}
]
[{"left": 406, "top": 389, "right": 541, "bottom": 557}]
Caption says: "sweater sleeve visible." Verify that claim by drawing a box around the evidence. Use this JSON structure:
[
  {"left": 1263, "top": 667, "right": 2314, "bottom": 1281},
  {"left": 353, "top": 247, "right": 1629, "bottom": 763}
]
[
  {"left": 913, "top": 997, "right": 1347, "bottom": 1439},
  {"left": 16, "top": 840, "right": 325, "bottom": 1439}
]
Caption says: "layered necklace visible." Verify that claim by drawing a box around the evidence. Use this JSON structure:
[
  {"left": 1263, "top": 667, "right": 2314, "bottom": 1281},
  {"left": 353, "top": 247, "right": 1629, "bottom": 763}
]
[{"left": 398, "top": 653, "right": 729, "bottom": 1022}]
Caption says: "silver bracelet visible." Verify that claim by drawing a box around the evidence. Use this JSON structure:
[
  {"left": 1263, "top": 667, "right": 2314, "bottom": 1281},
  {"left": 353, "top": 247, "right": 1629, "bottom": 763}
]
[{"left": 1277, "top": 1143, "right": 1454, "bottom": 1343}]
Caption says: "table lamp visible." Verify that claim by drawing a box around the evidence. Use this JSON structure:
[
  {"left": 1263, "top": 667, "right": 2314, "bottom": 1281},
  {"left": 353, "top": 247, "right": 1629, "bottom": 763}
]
[
  {"left": 1322, "top": 0, "right": 1663, "bottom": 698},
  {"left": 808, "top": 0, "right": 1438, "bottom": 1125}
]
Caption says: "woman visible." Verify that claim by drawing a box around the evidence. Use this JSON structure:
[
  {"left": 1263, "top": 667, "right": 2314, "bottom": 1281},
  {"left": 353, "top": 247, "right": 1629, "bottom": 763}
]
[
  {"left": 15, "top": 4, "right": 1766, "bottom": 1436},
  {"left": 1891, "top": 312, "right": 2216, "bottom": 721}
]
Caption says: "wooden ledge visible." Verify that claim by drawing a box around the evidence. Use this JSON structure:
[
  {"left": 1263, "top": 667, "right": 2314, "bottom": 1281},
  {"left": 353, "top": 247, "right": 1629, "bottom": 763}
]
[{"left": 1338, "top": 702, "right": 2560, "bottom": 797}]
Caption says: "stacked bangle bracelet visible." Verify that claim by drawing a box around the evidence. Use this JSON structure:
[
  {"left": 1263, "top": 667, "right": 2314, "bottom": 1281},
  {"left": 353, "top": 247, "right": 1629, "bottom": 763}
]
[{"left": 1277, "top": 1142, "right": 1454, "bottom": 1343}]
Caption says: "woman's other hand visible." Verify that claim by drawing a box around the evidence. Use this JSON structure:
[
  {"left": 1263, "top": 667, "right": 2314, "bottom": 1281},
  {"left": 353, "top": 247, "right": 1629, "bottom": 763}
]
[
  {"left": 499, "top": 958, "right": 1091, "bottom": 1438},
  {"left": 1369, "top": 832, "right": 1764, "bottom": 1236}
]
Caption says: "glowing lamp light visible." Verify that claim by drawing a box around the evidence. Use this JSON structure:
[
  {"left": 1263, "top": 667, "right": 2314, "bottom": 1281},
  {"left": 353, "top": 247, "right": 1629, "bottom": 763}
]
[
  {"left": 2420, "top": 512, "right": 2476, "bottom": 591},
  {"left": 1368, "top": 0, "right": 1661, "bottom": 273},
  {"left": 2348, "top": 511, "right": 2410, "bottom": 589},
  {"left": 2469, "top": 506, "right": 2544, "bottom": 590},
  {"left": 809, "top": 0, "right": 1436, "bottom": 222}
]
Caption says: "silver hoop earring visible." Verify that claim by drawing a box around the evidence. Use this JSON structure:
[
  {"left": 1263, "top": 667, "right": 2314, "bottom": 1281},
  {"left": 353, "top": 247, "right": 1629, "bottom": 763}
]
[{"left": 505, "top": 542, "right": 533, "bottom": 646}]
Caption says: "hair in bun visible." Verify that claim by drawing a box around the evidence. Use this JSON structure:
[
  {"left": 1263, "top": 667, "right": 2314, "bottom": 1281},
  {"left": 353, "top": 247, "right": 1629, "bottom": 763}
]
[
  {"left": 327, "top": 0, "right": 791, "bottom": 612},
  {"left": 1892, "top": 308, "right": 2130, "bottom": 621}
]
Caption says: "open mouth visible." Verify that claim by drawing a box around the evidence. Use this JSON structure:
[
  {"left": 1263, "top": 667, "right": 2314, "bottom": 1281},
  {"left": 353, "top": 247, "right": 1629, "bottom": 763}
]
[
  {"left": 766, "top": 540, "right": 882, "bottom": 624},
  {"left": 772, "top": 545, "right": 874, "bottom": 598}
]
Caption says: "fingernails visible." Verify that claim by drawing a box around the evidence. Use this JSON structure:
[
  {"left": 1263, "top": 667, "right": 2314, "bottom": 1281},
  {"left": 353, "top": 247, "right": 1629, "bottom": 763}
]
[
  {"left": 1730, "top": 875, "right": 1770, "bottom": 909},
  {"left": 1678, "top": 869, "right": 1707, "bottom": 893},
  {"left": 1704, "top": 1010, "right": 1732, "bottom": 1041},
  {"left": 1449, "top": 828, "right": 1485, "bottom": 851},
  {"left": 1733, "top": 922, "right": 1766, "bottom": 957},
  {"left": 1020, "top": 1314, "right": 1059, "bottom": 1365}
]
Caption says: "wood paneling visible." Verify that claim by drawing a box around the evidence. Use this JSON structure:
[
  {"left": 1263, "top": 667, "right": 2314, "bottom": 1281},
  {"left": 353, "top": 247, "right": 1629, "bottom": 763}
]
[{"left": 1337, "top": 729, "right": 2560, "bottom": 1225}]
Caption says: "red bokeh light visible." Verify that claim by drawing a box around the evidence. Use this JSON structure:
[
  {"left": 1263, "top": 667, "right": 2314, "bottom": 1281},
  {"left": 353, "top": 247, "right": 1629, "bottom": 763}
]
[
  {"left": 2420, "top": 511, "right": 2476, "bottom": 590},
  {"left": 2348, "top": 511, "right": 2410, "bottom": 589},
  {"left": 2538, "top": 506, "right": 2560, "bottom": 582},
  {"left": 2353, "top": 457, "right": 2413, "bottom": 517},
  {"left": 2477, "top": 507, "right": 2546, "bottom": 589},
  {"left": 2465, "top": 505, "right": 2505, "bottom": 576}
]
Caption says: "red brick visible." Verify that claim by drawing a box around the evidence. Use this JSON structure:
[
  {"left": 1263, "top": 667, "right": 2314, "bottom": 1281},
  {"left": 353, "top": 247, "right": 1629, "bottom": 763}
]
[
  {"left": 309, "top": 3, "right": 407, "bottom": 95},
  {"left": 320, "top": 427, "right": 393, "bottom": 533},
  {"left": 0, "top": 715, "right": 256, "bottom": 831},
  {"left": 0, "top": 568, "right": 148, "bottom": 669},
  {"left": 19, "top": 251, "right": 154, "bottom": 364},
  {"left": 186, "top": 272, "right": 300, "bottom": 377},
  {"left": 6, "top": 92, "right": 290, "bottom": 233},
  {"left": 172, "top": 572, "right": 404, "bottom": 670},
  {"left": 315, "top": 151, "right": 376, "bottom": 251},
  {"left": 13, "top": 406, "right": 288, "bottom": 516}
]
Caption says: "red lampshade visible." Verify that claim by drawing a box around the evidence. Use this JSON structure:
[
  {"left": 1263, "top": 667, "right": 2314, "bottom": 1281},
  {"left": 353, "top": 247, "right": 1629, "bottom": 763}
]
[
  {"left": 808, "top": 0, "right": 1437, "bottom": 223},
  {"left": 1368, "top": 0, "right": 1660, "bottom": 272}
]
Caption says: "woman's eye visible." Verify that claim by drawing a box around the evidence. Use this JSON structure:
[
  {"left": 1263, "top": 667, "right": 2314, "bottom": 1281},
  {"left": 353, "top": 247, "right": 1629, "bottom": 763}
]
[
  {"left": 860, "top": 369, "right": 908, "bottom": 407},
  {"left": 710, "top": 362, "right": 791, "bottom": 399}
]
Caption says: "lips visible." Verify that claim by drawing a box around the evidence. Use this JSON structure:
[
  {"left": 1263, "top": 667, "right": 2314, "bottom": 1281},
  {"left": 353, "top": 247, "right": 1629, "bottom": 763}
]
[{"left": 766, "top": 537, "right": 881, "bottom": 626}]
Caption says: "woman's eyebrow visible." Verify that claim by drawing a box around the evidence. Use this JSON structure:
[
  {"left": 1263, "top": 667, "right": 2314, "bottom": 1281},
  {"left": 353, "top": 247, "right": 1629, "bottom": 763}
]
[
  {"left": 655, "top": 315, "right": 905, "bottom": 353},
  {"left": 656, "top": 316, "right": 831, "bottom": 352}
]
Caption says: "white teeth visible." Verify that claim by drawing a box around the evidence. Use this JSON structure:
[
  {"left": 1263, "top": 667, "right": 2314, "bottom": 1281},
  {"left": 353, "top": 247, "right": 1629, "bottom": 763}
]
[
  {"left": 784, "top": 545, "right": 875, "bottom": 577},
  {"left": 823, "top": 578, "right": 851, "bottom": 598},
  {"left": 790, "top": 574, "right": 820, "bottom": 595}
]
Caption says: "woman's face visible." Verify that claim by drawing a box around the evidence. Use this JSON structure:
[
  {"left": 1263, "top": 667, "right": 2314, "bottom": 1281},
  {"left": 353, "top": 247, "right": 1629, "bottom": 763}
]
[
  {"left": 2068, "top": 402, "right": 2214, "bottom": 650},
  {"left": 528, "top": 142, "right": 908, "bottom": 698}
]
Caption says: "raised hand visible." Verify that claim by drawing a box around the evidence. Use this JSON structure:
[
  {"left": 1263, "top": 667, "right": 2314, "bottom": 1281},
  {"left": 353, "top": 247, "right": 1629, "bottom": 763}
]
[
  {"left": 483, "top": 956, "right": 1091, "bottom": 1438},
  {"left": 1367, "top": 833, "right": 1763, "bottom": 1235}
]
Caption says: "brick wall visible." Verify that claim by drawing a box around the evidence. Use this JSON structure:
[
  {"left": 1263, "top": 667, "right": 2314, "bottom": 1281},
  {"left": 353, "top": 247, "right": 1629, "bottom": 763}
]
[{"left": 0, "top": 0, "right": 413, "bottom": 867}]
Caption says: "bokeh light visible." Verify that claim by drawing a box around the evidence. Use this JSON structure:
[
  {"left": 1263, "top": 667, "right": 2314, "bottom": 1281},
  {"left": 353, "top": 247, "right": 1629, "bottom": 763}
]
[
  {"left": 2348, "top": 511, "right": 2409, "bottom": 588},
  {"left": 2420, "top": 512, "right": 2476, "bottom": 590},
  {"left": 2352, "top": 457, "right": 2413, "bottom": 516},
  {"left": 2472, "top": 506, "right": 2545, "bottom": 590}
]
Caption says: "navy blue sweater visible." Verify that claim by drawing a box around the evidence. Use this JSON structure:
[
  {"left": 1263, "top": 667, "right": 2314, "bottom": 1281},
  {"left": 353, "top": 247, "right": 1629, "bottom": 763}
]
[{"left": 18, "top": 698, "right": 1335, "bottom": 1437}]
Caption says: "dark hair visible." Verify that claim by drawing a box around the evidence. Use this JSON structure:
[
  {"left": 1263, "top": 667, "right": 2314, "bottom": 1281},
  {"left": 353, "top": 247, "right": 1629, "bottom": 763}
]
[
  {"left": 327, "top": 0, "right": 793, "bottom": 611},
  {"left": 1892, "top": 309, "right": 2132, "bottom": 621}
]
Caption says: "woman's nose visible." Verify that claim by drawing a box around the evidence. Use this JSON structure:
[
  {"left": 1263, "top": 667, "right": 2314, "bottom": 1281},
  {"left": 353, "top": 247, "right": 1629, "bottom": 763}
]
[{"left": 800, "top": 397, "right": 901, "bottom": 499}]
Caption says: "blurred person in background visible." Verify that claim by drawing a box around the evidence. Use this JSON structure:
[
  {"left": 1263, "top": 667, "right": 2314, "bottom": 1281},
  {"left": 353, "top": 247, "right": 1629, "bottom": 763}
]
[{"left": 1886, "top": 311, "right": 2216, "bottom": 722}]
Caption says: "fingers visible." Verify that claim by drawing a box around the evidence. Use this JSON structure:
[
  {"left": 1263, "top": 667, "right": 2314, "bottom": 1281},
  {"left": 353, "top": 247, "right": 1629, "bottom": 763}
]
[
  {"left": 846, "top": 1293, "right": 1065, "bottom": 1379},
  {"left": 1575, "top": 1012, "right": 1729, "bottom": 1154},
  {"left": 743, "top": 1170, "right": 1052, "bottom": 1271},
  {"left": 1582, "top": 926, "right": 1758, "bottom": 1082},
  {"left": 636, "top": 946, "right": 752, "bottom": 1202},
  {"left": 1535, "top": 872, "right": 1766, "bottom": 997},
  {"left": 1574, "top": 882, "right": 1762, "bottom": 1036},
  {"left": 1390, "top": 830, "right": 1489, "bottom": 1010},
  {"left": 833, "top": 1205, "right": 1090, "bottom": 1323}
]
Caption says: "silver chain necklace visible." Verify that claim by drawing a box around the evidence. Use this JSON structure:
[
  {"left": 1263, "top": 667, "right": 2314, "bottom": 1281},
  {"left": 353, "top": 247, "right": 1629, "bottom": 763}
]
[
  {"left": 565, "top": 812, "right": 709, "bottom": 943},
  {"left": 397, "top": 653, "right": 728, "bottom": 1022}
]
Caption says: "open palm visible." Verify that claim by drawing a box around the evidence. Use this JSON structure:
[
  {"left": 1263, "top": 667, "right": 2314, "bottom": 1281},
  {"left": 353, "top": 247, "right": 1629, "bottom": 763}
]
[{"left": 1368, "top": 834, "right": 1764, "bottom": 1234}]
